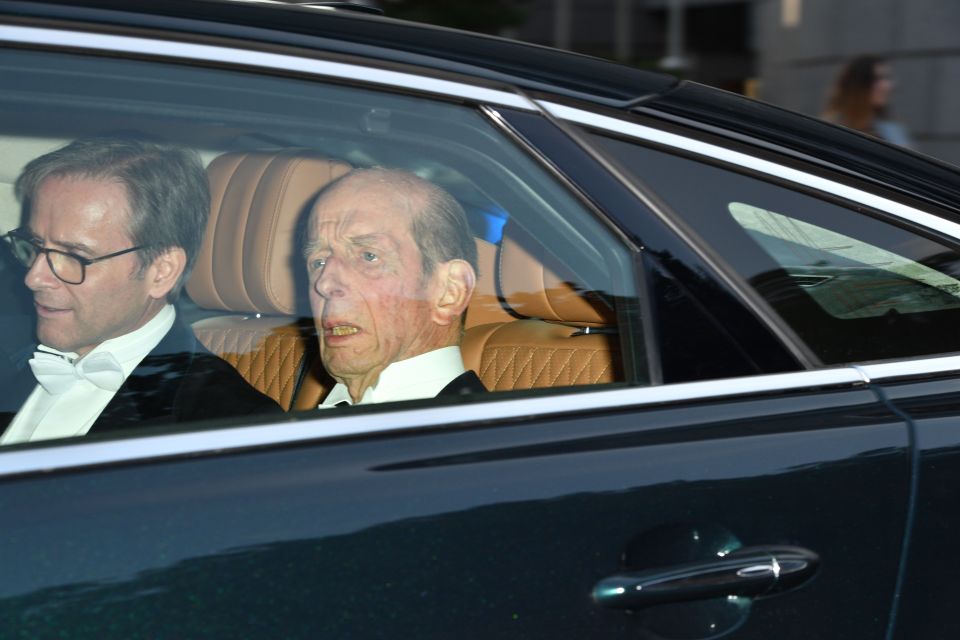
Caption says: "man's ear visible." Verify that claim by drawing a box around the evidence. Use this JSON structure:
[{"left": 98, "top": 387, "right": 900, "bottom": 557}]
[
  {"left": 145, "top": 247, "right": 187, "bottom": 300},
  {"left": 431, "top": 259, "right": 476, "bottom": 326}
]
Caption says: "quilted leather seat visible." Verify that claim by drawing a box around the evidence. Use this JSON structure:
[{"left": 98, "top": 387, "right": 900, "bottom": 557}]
[
  {"left": 189, "top": 151, "right": 621, "bottom": 410},
  {"left": 461, "top": 229, "right": 622, "bottom": 391},
  {"left": 187, "top": 150, "right": 351, "bottom": 409}
]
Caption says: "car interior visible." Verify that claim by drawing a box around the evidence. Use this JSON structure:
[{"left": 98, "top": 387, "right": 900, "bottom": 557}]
[
  {"left": 187, "top": 148, "right": 628, "bottom": 410},
  {"left": 0, "top": 47, "right": 644, "bottom": 423}
]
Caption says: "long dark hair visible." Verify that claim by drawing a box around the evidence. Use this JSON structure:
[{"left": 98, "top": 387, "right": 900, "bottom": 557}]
[{"left": 823, "top": 55, "right": 887, "bottom": 135}]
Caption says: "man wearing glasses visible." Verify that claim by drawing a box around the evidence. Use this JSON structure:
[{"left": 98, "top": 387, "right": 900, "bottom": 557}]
[{"left": 0, "top": 137, "right": 278, "bottom": 444}]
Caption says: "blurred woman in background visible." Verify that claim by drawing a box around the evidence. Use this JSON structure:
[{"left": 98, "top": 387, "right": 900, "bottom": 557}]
[{"left": 822, "top": 55, "right": 914, "bottom": 148}]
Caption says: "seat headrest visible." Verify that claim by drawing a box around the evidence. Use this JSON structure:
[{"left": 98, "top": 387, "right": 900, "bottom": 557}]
[
  {"left": 187, "top": 151, "right": 352, "bottom": 315},
  {"left": 497, "top": 229, "right": 615, "bottom": 326}
]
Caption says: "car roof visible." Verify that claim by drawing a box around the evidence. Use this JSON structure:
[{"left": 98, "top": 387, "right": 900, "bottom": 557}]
[
  {"left": 4, "top": 0, "right": 960, "bottom": 218},
  {"left": 0, "top": 0, "right": 678, "bottom": 106}
]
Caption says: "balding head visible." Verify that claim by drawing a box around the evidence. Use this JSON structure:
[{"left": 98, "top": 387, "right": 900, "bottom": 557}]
[
  {"left": 304, "top": 168, "right": 477, "bottom": 401},
  {"left": 315, "top": 168, "right": 478, "bottom": 280}
]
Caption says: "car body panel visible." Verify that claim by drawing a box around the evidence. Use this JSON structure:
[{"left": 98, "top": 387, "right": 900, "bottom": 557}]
[
  {"left": 1, "top": 2, "right": 959, "bottom": 638},
  {"left": 0, "top": 0, "right": 677, "bottom": 105},
  {"left": 0, "top": 383, "right": 910, "bottom": 638},
  {"left": 861, "top": 371, "right": 960, "bottom": 639}
]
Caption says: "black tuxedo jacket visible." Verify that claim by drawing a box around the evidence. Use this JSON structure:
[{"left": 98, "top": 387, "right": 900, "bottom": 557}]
[
  {"left": 438, "top": 370, "right": 487, "bottom": 397},
  {"left": 0, "top": 318, "right": 280, "bottom": 436}
]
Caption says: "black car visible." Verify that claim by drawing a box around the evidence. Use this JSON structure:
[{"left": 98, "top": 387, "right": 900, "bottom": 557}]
[{"left": 2, "top": 1, "right": 960, "bottom": 638}]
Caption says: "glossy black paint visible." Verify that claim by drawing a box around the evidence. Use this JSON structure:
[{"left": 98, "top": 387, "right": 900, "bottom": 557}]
[
  {"left": 0, "top": 3, "right": 956, "bottom": 638},
  {"left": 0, "top": 0, "right": 677, "bottom": 105},
  {"left": 871, "top": 375, "right": 960, "bottom": 639},
  {"left": 0, "top": 387, "right": 909, "bottom": 638}
]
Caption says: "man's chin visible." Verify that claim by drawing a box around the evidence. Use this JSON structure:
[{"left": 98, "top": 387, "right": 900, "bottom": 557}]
[
  {"left": 323, "top": 355, "right": 383, "bottom": 382},
  {"left": 36, "top": 328, "right": 76, "bottom": 353}
]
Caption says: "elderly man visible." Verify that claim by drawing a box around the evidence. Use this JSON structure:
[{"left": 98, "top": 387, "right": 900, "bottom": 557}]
[
  {"left": 0, "top": 137, "right": 279, "bottom": 443},
  {"left": 304, "top": 168, "right": 486, "bottom": 406}
]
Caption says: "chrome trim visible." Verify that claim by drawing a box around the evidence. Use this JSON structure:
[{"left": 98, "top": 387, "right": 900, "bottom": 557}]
[
  {"left": 856, "top": 354, "right": 960, "bottom": 381},
  {"left": 851, "top": 365, "right": 872, "bottom": 385},
  {"left": 0, "top": 25, "right": 538, "bottom": 111},
  {"left": 0, "top": 367, "right": 862, "bottom": 477},
  {"left": 539, "top": 102, "right": 960, "bottom": 242}
]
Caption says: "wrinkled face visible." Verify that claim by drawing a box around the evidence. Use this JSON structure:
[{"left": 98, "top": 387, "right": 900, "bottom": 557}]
[
  {"left": 305, "top": 183, "right": 443, "bottom": 388},
  {"left": 25, "top": 175, "right": 160, "bottom": 357}
]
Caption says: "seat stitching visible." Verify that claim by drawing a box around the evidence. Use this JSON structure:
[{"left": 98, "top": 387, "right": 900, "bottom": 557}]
[
  {"left": 593, "top": 359, "right": 612, "bottom": 383},
  {"left": 530, "top": 347, "right": 561, "bottom": 386},
  {"left": 513, "top": 347, "right": 537, "bottom": 388},
  {"left": 494, "top": 348, "right": 521, "bottom": 389},
  {"left": 569, "top": 349, "right": 596, "bottom": 383},
  {"left": 553, "top": 349, "right": 579, "bottom": 385}
]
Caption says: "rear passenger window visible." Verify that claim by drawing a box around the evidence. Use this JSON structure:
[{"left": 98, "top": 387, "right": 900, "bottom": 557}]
[
  {"left": 589, "top": 132, "right": 960, "bottom": 364},
  {"left": 0, "top": 47, "right": 646, "bottom": 447}
]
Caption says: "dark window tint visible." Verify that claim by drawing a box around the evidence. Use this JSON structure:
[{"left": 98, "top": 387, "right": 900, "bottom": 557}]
[
  {"left": 590, "top": 132, "right": 960, "bottom": 364},
  {"left": 0, "top": 49, "right": 648, "bottom": 449}
]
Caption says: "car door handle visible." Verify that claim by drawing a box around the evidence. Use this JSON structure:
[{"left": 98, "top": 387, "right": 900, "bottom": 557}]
[{"left": 593, "top": 545, "right": 819, "bottom": 610}]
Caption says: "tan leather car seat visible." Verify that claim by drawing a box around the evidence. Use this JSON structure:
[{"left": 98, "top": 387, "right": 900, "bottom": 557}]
[
  {"left": 461, "top": 228, "right": 622, "bottom": 391},
  {"left": 187, "top": 150, "right": 351, "bottom": 409},
  {"left": 294, "top": 221, "right": 623, "bottom": 406}
]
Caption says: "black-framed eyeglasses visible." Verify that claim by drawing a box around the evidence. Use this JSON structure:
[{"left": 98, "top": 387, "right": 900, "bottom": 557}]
[{"left": 3, "top": 230, "right": 147, "bottom": 285}]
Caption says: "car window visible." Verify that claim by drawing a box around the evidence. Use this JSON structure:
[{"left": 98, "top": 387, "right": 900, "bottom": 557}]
[
  {"left": 0, "top": 47, "right": 645, "bottom": 448},
  {"left": 588, "top": 131, "right": 960, "bottom": 364},
  {"left": 729, "top": 202, "right": 960, "bottom": 318}
]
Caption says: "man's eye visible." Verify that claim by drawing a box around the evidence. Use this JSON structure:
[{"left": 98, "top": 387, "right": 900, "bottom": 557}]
[
  {"left": 361, "top": 251, "right": 378, "bottom": 262},
  {"left": 308, "top": 257, "right": 326, "bottom": 272}
]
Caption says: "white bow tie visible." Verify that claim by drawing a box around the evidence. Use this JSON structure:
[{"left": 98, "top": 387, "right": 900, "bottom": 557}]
[{"left": 29, "top": 345, "right": 126, "bottom": 395}]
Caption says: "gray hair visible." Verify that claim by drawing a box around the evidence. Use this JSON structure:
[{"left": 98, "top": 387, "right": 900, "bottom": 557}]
[
  {"left": 321, "top": 167, "right": 478, "bottom": 279},
  {"left": 15, "top": 136, "right": 209, "bottom": 301}
]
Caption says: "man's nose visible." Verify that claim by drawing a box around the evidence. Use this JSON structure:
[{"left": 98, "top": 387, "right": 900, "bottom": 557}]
[
  {"left": 25, "top": 252, "right": 59, "bottom": 291},
  {"left": 312, "top": 256, "right": 347, "bottom": 299}
]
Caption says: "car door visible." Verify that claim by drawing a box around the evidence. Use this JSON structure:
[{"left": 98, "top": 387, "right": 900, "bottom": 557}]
[
  {"left": 543, "top": 102, "right": 960, "bottom": 639},
  {"left": 0, "top": 16, "right": 911, "bottom": 640},
  {"left": 1, "top": 373, "right": 908, "bottom": 639},
  {"left": 860, "top": 357, "right": 960, "bottom": 639}
]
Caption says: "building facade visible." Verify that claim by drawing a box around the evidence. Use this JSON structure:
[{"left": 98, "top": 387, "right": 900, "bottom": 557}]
[{"left": 756, "top": 0, "right": 960, "bottom": 164}]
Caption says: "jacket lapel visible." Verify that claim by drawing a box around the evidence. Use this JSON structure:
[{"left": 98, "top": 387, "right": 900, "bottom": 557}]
[
  {"left": 437, "top": 370, "right": 487, "bottom": 397},
  {"left": 0, "top": 317, "right": 39, "bottom": 431},
  {"left": 89, "top": 320, "right": 198, "bottom": 434}
]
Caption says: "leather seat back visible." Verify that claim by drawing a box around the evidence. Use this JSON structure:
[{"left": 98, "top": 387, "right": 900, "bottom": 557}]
[
  {"left": 462, "top": 227, "right": 622, "bottom": 391},
  {"left": 188, "top": 150, "right": 351, "bottom": 409}
]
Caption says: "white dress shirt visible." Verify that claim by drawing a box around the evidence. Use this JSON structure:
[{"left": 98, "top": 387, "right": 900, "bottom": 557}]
[
  {"left": 320, "top": 346, "right": 467, "bottom": 407},
  {"left": 1, "top": 304, "right": 176, "bottom": 444}
]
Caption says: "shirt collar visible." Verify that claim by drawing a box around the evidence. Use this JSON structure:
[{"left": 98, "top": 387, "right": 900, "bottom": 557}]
[
  {"left": 40, "top": 304, "right": 176, "bottom": 370},
  {"left": 320, "top": 346, "right": 466, "bottom": 407}
]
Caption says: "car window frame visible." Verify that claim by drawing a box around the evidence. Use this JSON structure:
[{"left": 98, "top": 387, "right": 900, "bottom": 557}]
[
  {"left": 542, "top": 100, "right": 960, "bottom": 365},
  {"left": 1, "top": 366, "right": 870, "bottom": 477},
  {"left": 0, "top": 18, "right": 653, "bottom": 468},
  {"left": 1, "top": 10, "right": 958, "bottom": 483},
  {"left": 542, "top": 102, "right": 960, "bottom": 245}
]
